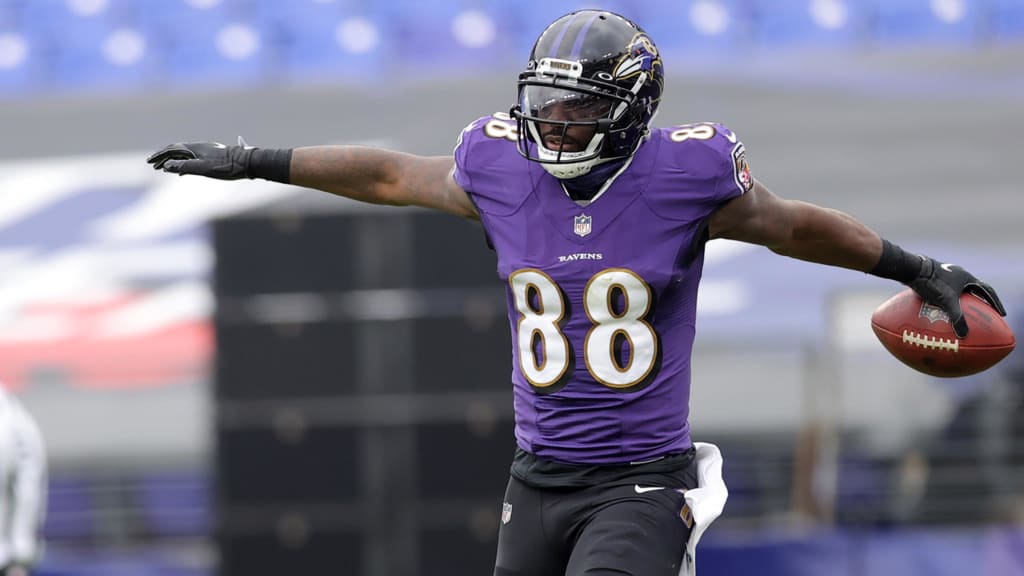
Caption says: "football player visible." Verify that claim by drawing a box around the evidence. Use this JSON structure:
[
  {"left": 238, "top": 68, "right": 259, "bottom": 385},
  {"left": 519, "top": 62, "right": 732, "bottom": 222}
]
[
  {"left": 148, "top": 10, "right": 1004, "bottom": 576},
  {"left": 0, "top": 386, "right": 46, "bottom": 576}
]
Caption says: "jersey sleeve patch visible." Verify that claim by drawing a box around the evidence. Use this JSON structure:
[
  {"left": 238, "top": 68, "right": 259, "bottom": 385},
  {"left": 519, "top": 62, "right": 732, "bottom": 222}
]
[{"left": 731, "top": 142, "right": 753, "bottom": 194}]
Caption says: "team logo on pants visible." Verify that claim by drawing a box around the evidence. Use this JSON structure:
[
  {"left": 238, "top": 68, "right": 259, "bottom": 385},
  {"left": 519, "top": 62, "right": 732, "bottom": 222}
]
[
  {"left": 502, "top": 502, "right": 513, "bottom": 524},
  {"left": 680, "top": 502, "right": 693, "bottom": 528}
]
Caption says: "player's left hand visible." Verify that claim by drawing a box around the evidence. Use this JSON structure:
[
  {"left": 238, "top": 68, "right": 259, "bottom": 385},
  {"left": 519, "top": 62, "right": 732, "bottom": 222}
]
[
  {"left": 908, "top": 258, "right": 1005, "bottom": 338},
  {"left": 146, "top": 137, "right": 256, "bottom": 180}
]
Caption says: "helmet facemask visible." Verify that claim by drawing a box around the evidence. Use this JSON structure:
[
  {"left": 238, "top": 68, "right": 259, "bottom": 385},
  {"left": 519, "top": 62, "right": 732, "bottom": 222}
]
[
  {"left": 514, "top": 58, "right": 648, "bottom": 179},
  {"left": 510, "top": 11, "right": 664, "bottom": 180}
]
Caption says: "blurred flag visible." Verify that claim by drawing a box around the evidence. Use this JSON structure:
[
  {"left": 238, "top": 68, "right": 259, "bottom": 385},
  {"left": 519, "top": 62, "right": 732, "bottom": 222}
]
[{"left": 0, "top": 152, "right": 299, "bottom": 389}]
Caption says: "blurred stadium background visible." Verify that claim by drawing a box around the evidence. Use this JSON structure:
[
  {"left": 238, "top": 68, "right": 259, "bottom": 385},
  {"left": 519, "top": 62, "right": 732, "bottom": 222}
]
[{"left": 1, "top": 0, "right": 1023, "bottom": 574}]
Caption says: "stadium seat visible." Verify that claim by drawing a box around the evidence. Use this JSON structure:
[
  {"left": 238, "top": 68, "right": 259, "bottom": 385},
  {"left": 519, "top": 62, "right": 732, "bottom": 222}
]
[
  {"left": 51, "top": 26, "right": 155, "bottom": 91},
  {"left": 989, "top": 0, "right": 1024, "bottom": 40},
  {"left": 44, "top": 477, "right": 98, "bottom": 541},
  {"left": 833, "top": 456, "right": 889, "bottom": 523},
  {"left": 136, "top": 0, "right": 268, "bottom": 88},
  {"left": 137, "top": 472, "right": 211, "bottom": 537},
  {"left": 748, "top": 0, "right": 867, "bottom": 50},
  {"left": 0, "top": 26, "right": 44, "bottom": 95},
  {"left": 491, "top": 0, "right": 749, "bottom": 77},
  {"left": 866, "top": 0, "right": 984, "bottom": 46},
  {"left": 495, "top": 0, "right": 641, "bottom": 62},
  {"left": 8, "top": 0, "right": 154, "bottom": 92},
  {"left": 134, "top": 0, "right": 249, "bottom": 31},
  {"left": 254, "top": 0, "right": 394, "bottom": 83},
  {"left": 19, "top": 0, "right": 137, "bottom": 34},
  {"left": 0, "top": 0, "right": 22, "bottom": 25},
  {"left": 376, "top": 0, "right": 514, "bottom": 78},
  {"left": 614, "top": 0, "right": 749, "bottom": 71}
]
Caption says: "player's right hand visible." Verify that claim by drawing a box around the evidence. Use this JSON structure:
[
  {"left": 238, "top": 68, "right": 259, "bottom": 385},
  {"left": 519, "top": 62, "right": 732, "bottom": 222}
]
[
  {"left": 908, "top": 257, "right": 1005, "bottom": 338},
  {"left": 147, "top": 138, "right": 255, "bottom": 180}
]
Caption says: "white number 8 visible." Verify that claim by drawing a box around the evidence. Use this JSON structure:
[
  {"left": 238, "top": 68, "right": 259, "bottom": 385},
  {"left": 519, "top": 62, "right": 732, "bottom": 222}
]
[
  {"left": 510, "top": 268, "right": 658, "bottom": 390},
  {"left": 669, "top": 123, "right": 716, "bottom": 142},
  {"left": 483, "top": 112, "right": 519, "bottom": 142},
  {"left": 510, "top": 269, "right": 571, "bottom": 387}
]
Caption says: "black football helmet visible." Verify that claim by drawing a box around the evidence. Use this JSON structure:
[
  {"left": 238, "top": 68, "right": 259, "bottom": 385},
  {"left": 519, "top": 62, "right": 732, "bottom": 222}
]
[{"left": 511, "top": 10, "right": 664, "bottom": 179}]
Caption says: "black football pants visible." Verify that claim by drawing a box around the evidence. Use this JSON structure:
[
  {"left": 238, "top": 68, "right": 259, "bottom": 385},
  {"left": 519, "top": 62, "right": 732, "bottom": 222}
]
[{"left": 493, "top": 475, "right": 695, "bottom": 576}]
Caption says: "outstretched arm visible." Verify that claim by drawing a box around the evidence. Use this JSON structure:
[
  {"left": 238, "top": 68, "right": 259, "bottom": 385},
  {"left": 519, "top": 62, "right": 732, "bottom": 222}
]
[
  {"left": 708, "top": 179, "right": 881, "bottom": 270},
  {"left": 708, "top": 179, "right": 1005, "bottom": 337},
  {"left": 290, "top": 146, "right": 477, "bottom": 218},
  {"left": 147, "top": 141, "right": 479, "bottom": 220}
]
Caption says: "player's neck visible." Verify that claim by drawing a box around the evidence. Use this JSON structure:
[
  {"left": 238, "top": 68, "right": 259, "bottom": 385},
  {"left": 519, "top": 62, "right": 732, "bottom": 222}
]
[{"left": 562, "top": 158, "right": 629, "bottom": 204}]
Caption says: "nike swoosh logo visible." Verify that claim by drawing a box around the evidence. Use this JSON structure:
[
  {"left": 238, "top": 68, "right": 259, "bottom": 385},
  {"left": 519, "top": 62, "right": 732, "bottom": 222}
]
[
  {"left": 941, "top": 263, "right": 957, "bottom": 272},
  {"left": 634, "top": 485, "right": 665, "bottom": 494},
  {"left": 724, "top": 130, "right": 737, "bottom": 144},
  {"left": 212, "top": 142, "right": 226, "bottom": 149}
]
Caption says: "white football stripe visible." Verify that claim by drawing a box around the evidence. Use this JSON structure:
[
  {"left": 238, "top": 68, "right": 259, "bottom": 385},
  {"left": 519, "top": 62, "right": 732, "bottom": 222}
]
[
  {"left": 0, "top": 312, "right": 77, "bottom": 343},
  {"left": 0, "top": 248, "right": 35, "bottom": 276},
  {"left": 0, "top": 247, "right": 127, "bottom": 321},
  {"left": 93, "top": 281, "right": 212, "bottom": 338},
  {"left": 91, "top": 178, "right": 302, "bottom": 242},
  {"left": 0, "top": 241, "right": 209, "bottom": 320},
  {"left": 88, "top": 241, "right": 212, "bottom": 280},
  {"left": 0, "top": 153, "right": 151, "bottom": 231}
]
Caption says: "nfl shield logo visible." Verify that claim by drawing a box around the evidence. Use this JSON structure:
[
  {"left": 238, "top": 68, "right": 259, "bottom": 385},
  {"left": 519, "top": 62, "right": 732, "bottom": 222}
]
[
  {"left": 919, "top": 302, "right": 950, "bottom": 324},
  {"left": 574, "top": 214, "right": 593, "bottom": 237},
  {"left": 501, "top": 502, "right": 513, "bottom": 524}
]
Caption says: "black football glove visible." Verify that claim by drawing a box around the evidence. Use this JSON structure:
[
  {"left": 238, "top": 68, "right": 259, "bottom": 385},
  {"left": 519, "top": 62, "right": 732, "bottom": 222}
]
[
  {"left": 908, "top": 257, "right": 1005, "bottom": 338},
  {"left": 146, "top": 136, "right": 256, "bottom": 180}
]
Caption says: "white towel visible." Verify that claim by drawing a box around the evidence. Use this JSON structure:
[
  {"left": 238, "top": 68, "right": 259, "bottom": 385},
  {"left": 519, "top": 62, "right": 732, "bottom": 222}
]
[
  {"left": 0, "top": 387, "right": 47, "bottom": 568},
  {"left": 679, "top": 442, "right": 728, "bottom": 576}
]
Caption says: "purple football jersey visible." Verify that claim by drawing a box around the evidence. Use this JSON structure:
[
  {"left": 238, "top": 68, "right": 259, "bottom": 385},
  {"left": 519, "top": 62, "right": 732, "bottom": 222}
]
[{"left": 453, "top": 114, "right": 751, "bottom": 465}]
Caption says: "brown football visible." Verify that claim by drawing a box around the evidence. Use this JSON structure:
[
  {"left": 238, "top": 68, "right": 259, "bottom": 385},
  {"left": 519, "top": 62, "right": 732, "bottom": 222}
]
[{"left": 871, "top": 288, "right": 1015, "bottom": 378}]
